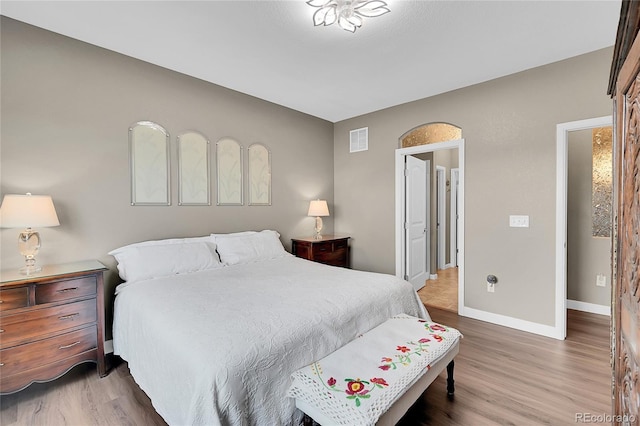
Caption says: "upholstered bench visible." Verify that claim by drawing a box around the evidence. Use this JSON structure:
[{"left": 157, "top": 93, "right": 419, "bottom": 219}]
[{"left": 288, "top": 315, "right": 461, "bottom": 426}]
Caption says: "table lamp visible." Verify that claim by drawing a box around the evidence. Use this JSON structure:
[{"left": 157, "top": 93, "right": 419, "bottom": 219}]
[
  {"left": 308, "top": 199, "right": 329, "bottom": 240},
  {"left": 0, "top": 193, "right": 60, "bottom": 274}
]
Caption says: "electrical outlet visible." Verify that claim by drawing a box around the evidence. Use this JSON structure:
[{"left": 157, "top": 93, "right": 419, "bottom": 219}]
[
  {"left": 487, "top": 282, "right": 495, "bottom": 293},
  {"left": 596, "top": 274, "right": 607, "bottom": 287}
]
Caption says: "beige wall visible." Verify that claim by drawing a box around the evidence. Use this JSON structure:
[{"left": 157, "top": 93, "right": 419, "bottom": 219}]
[
  {"left": 333, "top": 47, "right": 613, "bottom": 327},
  {"left": 567, "top": 129, "right": 611, "bottom": 306},
  {"left": 0, "top": 18, "right": 334, "bottom": 329}
]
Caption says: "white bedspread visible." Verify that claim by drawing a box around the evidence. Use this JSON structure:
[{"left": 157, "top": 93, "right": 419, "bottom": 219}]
[{"left": 113, "top": 255, "right": 429, "bottom": 426}]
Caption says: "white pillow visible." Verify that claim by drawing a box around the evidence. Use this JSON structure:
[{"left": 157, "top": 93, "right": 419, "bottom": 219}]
[
  {"left": 215, "top": 230, "right": 288, "bottom": 265},
  {"left": 112, "top": 235, "right": 213, "bottom": 251},
  {"left": 210, "top": 231, "right": 257, "bottom": 238},
  {"left": 108, "top": 240, "right": 222, "bottom": 281}
]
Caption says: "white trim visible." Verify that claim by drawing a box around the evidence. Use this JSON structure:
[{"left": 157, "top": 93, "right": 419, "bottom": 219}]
[
  {"left": 444, "top": 263, "right": 453, "bottom": 269},
  {"left": 464, "top": 307, "right": 563, "bottom": 340},
  {"left": 556, "top": 115, "right": 612, "bottom": 341},
  {"left": 566, "top": 300, "right": 611, "bottom": 316},
  {"left": 436, "top": 165, "right": 447, "bottom": 270},
  {"left": 450, "top": 168, "right": 460, "bottom": 267},
  {"left": 429, "top": 273, "right": 438, "bottom": 280},
  {"left": 395, "top": 139, "right": 466, "bottom": 315}
]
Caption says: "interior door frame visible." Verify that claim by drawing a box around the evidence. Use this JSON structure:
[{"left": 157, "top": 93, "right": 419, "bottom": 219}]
[
  {"left": 395, "top": 139, "right": 465, "bottom": 314},
  {"left": 436, "top": 165, "right": 447, "bottom": 270},
  {"left": 555, "top": 115, "right": 612, "bottom": 339},
  {"left": 450, "top": 168, "right": 460, "bottom": 267}
]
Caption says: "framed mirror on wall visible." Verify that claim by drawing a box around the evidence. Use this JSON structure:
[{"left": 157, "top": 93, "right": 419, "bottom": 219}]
[
  {"left": 248, "top": 143, "right": 271, "bottom": 206},
  {"left": 216, "top": 137, "right": 243, "bottom": 205},
  {"left": 178, "top": 131, "right": 210, "bottom": 206},
  {"left": 129, "top": 120, "right": 171, "bottom": 206}
]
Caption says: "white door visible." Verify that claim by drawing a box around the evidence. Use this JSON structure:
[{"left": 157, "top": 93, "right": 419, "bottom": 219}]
[{"left": 405, "top": 155, "right": 429, "bottom": 290}]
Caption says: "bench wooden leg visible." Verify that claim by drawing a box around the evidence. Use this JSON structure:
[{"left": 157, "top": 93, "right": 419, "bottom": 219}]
[{"left": 446, "top": 360, "right": 455, "bottom": 400}]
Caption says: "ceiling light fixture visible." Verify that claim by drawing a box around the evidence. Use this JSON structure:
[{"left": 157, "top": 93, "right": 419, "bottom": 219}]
[{"left": 307, "top": 0, "right": 390, "bottom": 33}]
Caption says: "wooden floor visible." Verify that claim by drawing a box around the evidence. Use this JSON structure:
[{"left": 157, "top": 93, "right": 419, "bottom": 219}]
[
  {"left": 418, "top": 268, "right": 458, "bottom": 313},
  {"left": 0, "top": 309, "right": 611, "bottom": 426}
]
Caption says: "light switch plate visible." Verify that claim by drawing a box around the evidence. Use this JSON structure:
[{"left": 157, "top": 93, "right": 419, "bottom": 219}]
[
  {"left": 509, "top": 215, "right": 530, "bottom": 228},
  {"left": 596, "top": 274, "right": 607, "bottom": 287}
]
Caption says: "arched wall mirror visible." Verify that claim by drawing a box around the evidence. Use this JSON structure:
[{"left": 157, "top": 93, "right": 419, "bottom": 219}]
[
  {"left": 178, "top": 131, "right": 210, "bottom": 206},
  {"left": 129, "top": 120, "right": 171, "bottom": 206},
  {"left": 400, "top": 122, "right": 462, "bottom": 148},
  {"left": 216, "top": 137, "right": 243, "bottom": 205},
  {"left": 248, "top": 143, "right": 271, "bottom": 206}
]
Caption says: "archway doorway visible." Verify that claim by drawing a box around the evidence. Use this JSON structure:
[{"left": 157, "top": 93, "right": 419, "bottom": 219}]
[{"left": 395, "top": 123, "right": 465, "bottom": 314}]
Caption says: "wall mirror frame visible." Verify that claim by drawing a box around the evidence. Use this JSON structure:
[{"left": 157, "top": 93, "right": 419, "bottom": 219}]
[
  {"left": 177, "top": 131, "right": 211, "bottom": 206},
  {"left": 248, "top": 143, "right": 272, "bottom": 206},
  {"left": 216, "top": 137, "right": 243, "bottom": 206},
  {"left": 129, "top": 120, "right": 171, "bottom": 206}
]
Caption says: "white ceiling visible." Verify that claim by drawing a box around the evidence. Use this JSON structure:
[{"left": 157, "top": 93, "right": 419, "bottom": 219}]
[{"left": 1, "top": 0, "right": 621, "bottom": 123}]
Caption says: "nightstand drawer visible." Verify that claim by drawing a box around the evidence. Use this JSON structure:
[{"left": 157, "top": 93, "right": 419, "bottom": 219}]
[
  {"left": 0, "top": 288, "right": 28, "bottom": 312},
  {"left": 314, "top": 248, "right": 348, "bottom": 266},
  {"left": 312, "top": 241, "right": 333, "bottom": 253},
  {"left": 35, "top": 276, "right": 96, "bottom": 305},
  {"left": 0, "top": 326, "right": 97, "bottom": 377},
  {"left": 0, "top": 298, "right": 96, "bottom": 349}
]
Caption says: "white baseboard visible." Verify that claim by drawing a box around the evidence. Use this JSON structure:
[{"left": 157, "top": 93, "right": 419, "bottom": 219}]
[
  {"left": 429, "top": 274, "right": 438, "bottom": 280},
  {"left": 105, "top": 339, "right": 114, "bottom": 354},
  {"left": 460, "top": 306, "right": 564, "bottom": 340},
  {"left": 444, "top": 263, "right": 453, "bottom": 269},
  {"left": 566, "top": 300, "right": 611, "bottom": 316}
]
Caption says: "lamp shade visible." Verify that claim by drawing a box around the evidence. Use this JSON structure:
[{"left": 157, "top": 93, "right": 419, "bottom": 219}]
[
  {"left": 0, "top": 194, "right": 60, "bottom": 228},
  {"left": 308, "top": 199, "right": 329, "bottom": 217}
]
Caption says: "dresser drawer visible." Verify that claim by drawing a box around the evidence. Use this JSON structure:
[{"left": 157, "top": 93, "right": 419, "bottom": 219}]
[
  {"left": 0, "top": 287, "right": 28, "bottom": 312},
  {"left": 35, "top": 276, "right": 96, "bottom": 305},
  {"left": 0, "top": 326, "right": 97, "bottom": 378},
  {"left": 0, "top": 298, "right": 96, "bottom": 349}
]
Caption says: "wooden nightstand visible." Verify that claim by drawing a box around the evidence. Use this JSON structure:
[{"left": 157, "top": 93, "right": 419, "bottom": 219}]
[
  {"left": 291, "top": 235, "right": 350, "bottom": 268},
  {"left": 0, "top": 260, "right": 108, "bottom": 394}
]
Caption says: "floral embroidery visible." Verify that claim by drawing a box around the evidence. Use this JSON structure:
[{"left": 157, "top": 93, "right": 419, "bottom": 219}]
[
  {"left": 377, "top": 321, "right": 450, "bottom": 371},
  {"left": 371, "top": 377, "right": 388, "bottom": 387},
  {"left": 425, "top": 323, "right": 448, "bottom": 333},
  {"left": 309, "top": 319, "right": 454, "bottom": 408},
  {"left": 318, "top": 371, "right": 390, "bottom": 407}
]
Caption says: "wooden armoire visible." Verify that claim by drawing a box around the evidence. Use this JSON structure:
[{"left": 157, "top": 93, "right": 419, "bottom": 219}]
[{"left": 608, "top": 1, "right": 640, "bottom": 424}]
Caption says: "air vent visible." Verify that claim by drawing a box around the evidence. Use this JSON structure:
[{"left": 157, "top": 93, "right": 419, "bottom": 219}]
[{"left": 349, "top": 127, "right": 368, "bottom": 153}]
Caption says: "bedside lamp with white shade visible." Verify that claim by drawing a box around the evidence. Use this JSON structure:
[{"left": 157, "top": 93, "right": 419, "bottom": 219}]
[
  {"left": 0, "top": 193, "right": 60, "bottom": 275},
  {"left": 308, "top": 199, "right": 329, "bottom": 240}
]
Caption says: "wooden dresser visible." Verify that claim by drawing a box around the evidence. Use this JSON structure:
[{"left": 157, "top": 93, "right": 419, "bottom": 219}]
[
  {"left": 0, "top": 260, "right": 107, "bottom": 394},
  {"left": 291, "top": 235, "right": 350, "bottom": 268}
]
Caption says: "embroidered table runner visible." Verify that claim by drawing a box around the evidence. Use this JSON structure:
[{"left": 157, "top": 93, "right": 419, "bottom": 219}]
[{"left": 287, "top": 315, "right": 462, "bottom": 426}]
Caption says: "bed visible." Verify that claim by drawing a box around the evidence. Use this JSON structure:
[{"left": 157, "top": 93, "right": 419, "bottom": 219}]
[{"left": 111, "top": 230, "right": 430, "bottom": 425}]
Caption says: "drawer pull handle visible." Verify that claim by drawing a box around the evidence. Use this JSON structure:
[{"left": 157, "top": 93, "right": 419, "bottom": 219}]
[
  {"left": 0, "top": 363, "right": 4, "bottom": 367},
  {"left": 0, "top": 300, "right": 4, "bottom": 304},
  {"left": 56, "top": 287, "right": 78, "bottom": 293},
  {"left": 59, "top": 341, "right": 81, "bottom": 350},
  {"left": 0, "top": 329, "right": 4, "bottom": 333},
  {"left": 58, "top": 313, "right": 79, "bottom": 321}
]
